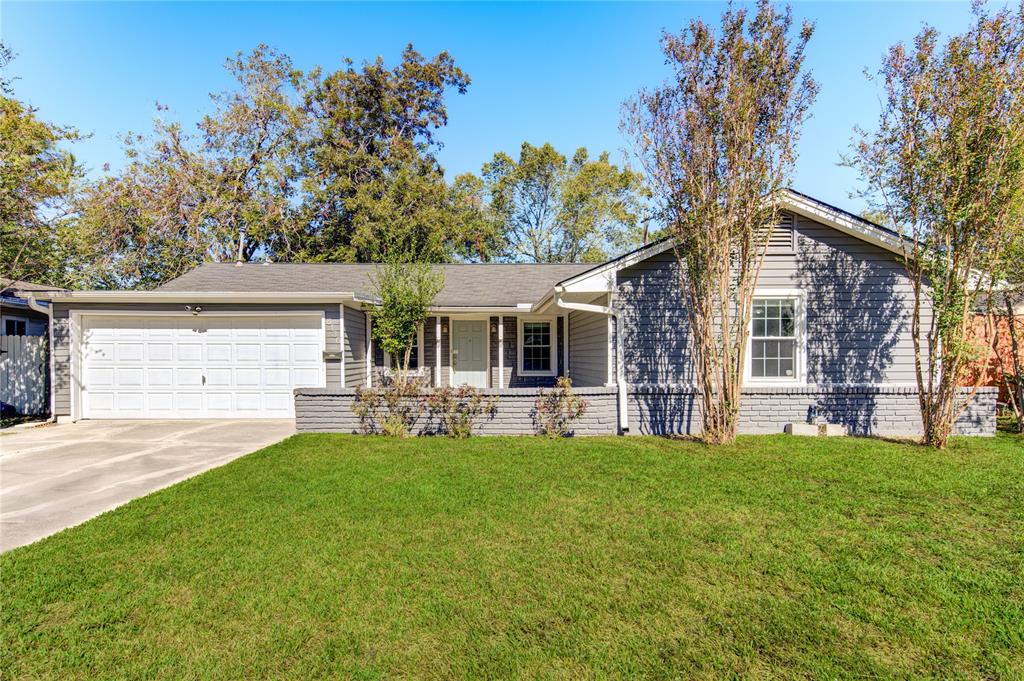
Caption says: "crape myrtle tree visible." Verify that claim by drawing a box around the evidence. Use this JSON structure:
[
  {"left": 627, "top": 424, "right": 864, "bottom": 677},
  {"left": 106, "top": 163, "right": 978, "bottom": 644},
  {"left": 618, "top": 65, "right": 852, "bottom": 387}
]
[
  {"left": 368, "top": 259, "right": 444, "bottom": 387},
  {"left": 623, "top": 0, "right": 818, "bottom": 444},
  {"left": 848, "top": 1, "right": 1024, "bottom": 447}
]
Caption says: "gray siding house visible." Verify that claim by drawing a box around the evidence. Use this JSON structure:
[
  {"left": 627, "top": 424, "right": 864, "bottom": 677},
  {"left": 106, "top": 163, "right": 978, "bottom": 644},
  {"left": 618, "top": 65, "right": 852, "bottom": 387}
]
[{"left": 28, "top": 191, "right": 995, "bottom": 436}]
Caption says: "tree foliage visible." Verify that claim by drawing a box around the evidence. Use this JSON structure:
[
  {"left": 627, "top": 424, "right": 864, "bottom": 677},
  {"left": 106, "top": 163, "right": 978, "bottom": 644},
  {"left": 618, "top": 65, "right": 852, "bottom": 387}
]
[
  {"left": 293, "top": 45, "right": 494, "bottom": 263},
  {"left": 623, "top": 0, "right": 818, "bottom": 444},
  {"left": 71, "top": 44, "right": 492, "bottom": 289},
  {"left": 848, "top": 1, "right": 1024, "bottom": 447},
  {"left": 479, "top": 142, "right": 646, "bottom": 262},
  {"left": 368, "top": 260, "right": 444, "bottom": 385},
  {"left": 0, "top": 43, "right": 84, "bottom": 288},
  {"left": 73, "top": 45, "right": 305, "bottom": 289}
]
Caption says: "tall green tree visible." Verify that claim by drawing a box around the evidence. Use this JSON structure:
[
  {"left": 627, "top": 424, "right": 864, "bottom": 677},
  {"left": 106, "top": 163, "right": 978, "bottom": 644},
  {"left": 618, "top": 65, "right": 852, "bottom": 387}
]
[
  {"left": 623, "top": 0, "right": 818, "bottom": 445},
  {"left": 848, "top": 1, "right": 1024, "bottom": 448},
  {"left": 0, "top": 44, "right": 84, "bottom": 288},
  {"left": 294, "top": 45, "right": 494, "bottom": 263},
  {"left": 73, "top": 45, "right": 305, "bottom": 289},
  {"left": 479, "top": 142, "right": 645, "bottom": 263}
]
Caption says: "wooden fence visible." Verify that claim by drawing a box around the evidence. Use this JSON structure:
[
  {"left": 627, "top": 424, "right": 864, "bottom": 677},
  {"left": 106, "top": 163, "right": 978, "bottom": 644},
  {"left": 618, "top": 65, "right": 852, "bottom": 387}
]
[{"left": 1, "top": 335, "right": 49, "bottom": 416}]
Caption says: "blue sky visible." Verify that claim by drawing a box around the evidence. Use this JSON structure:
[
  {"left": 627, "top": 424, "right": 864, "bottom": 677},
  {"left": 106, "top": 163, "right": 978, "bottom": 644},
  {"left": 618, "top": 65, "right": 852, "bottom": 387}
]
[{"left": 3, "top": 2, "right": 979, "bottom": 214}]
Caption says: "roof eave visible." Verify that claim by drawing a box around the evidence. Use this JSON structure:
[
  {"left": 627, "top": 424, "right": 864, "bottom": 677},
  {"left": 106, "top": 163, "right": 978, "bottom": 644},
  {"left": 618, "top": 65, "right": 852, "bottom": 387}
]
[{"left": 36, "top": 291, "right": 359, "bottom": 304}]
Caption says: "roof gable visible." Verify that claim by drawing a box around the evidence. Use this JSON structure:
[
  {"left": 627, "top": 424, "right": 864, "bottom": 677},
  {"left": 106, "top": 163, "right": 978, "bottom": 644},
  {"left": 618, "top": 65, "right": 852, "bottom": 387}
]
[{"left": 553, "top": 189, "right": 909, "bottom": 293}]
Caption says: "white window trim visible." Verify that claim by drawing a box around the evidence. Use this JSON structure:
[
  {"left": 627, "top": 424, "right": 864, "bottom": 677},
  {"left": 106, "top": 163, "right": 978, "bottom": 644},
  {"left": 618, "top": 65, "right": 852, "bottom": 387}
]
[
  {"left": 517, "top": 316, "right": 557, "bottom": 377},
  {"left": 743, "top": 288, "right": 807, "bottom": 387}
]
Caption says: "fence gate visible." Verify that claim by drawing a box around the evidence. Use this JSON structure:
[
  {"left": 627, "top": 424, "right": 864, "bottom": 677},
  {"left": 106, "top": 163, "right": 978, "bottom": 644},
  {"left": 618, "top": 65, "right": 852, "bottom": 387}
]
[{"left": 1, "top": 335, "right": 49, "bottom": 416}]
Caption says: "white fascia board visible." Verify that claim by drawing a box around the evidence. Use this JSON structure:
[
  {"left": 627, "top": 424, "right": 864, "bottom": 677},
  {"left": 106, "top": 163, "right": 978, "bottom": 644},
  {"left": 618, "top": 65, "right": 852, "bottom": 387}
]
[
  {"left": 429, "top": 305, "right": 533, "bottom": 314},
  {"left": 37, "top": 291, "right": 358, "bottom": 304},
  {"left": 555, "top": 240, "right": 677, "bottom": 294},
  {"left": 779, "top": 191, "right": 907, "bottom": 256}
]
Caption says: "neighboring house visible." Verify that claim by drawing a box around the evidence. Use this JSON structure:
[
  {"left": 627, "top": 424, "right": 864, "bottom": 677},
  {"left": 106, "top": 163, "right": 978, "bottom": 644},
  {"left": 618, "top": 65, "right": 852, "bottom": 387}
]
[
  {"left": 27, "top": 190, "right": 995, "bottom": 436},
  {"left": 1, "top": 281, "right": 62, "bottom": 417},
  {"left": 966, "top": 292, "right": 1023, "bottom": 404},
  {"left": 1, "top": 281, "right": 60, "bottom": 336}
]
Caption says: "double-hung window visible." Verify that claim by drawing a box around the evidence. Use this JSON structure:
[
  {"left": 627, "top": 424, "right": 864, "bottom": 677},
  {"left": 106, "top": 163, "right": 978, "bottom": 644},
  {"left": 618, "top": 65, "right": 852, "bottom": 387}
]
[
  {"left": 747, "top": 291, "right": 805, "bottom": 384},
  {"left": 519, "top": 319, "right": 555, "bottom": 376}
]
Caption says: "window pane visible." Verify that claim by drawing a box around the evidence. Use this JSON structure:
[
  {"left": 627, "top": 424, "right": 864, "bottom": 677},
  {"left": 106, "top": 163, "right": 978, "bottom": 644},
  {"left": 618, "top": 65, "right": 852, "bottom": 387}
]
[
  {"left": 780, "top": 303, "right": 795, "bottom": 335},
  {"left": 522, "top": 321, "right": 551, "bottom": 372},
  {"left": 753, "top": 318, "right": 766, "bottom": 336}
]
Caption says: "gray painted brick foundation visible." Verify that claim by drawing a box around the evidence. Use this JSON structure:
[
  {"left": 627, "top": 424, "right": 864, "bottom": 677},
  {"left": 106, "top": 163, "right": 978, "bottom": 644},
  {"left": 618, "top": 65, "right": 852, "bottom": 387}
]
[
  {"left": 297, "top": 385, "right": 996, "bottom": 437},
  {"left": 628, "top": 385, "right": 996, "bottom": 437},
  {"left": 295, "top": 387, "right": 618, "bottom": 436}
]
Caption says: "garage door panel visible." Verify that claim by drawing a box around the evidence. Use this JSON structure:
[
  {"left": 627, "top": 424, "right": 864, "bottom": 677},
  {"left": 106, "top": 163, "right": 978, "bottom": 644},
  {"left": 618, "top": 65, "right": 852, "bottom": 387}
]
[
  {"left": 148, "top": 343, "right": 174, "bottom": 361},
  {"left": 148, "top": 368, "right": 173, "bottom": 386},
  {"left": 264, "top": 393, "right": 292, "bottom": 412},
  {"left": 87, "top": 368, "right": 115, "bottom": 387},
  {"left": 118, "top": 368, "right": 144, "bottom": 387},
  {"left": 207, "top": 344, "right": 232, "bottom": 362},
  {"left": 206, "top": 368, "right": 233, "bottom": 387},
  {"left": 235, "top": 368, "right": 261, "bottom": 387},
  {"left": 294, "top": 368, "right": 321, "bottom": 386},
  {"left": 178, "top": 344, "right": 203, "bottom": 362},
  {"left": 147, "top": 393, "right": 174, "bottom": 413},
  {"left": 81, "top": 315, "right": 324, "bottom": 419},
  {"left": 236, "top": 344, "right": 261, "bottom": 361}
]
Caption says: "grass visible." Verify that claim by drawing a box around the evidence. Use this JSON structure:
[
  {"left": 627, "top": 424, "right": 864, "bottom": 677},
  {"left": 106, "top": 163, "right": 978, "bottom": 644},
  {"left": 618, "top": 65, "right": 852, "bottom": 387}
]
[{"left": 2, "top": 434, "right": 1022, "bottom": 679}]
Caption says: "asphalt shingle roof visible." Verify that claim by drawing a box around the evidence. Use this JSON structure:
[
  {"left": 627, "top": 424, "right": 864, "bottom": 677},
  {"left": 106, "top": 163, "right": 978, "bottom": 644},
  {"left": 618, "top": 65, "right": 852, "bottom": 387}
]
[{"left": 157, "top": 262, "right": 594, "bottom": 307}]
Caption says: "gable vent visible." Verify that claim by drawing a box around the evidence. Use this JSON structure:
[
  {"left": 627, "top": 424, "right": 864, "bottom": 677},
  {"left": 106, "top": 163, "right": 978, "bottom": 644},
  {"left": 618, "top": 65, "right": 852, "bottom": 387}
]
[{"left": 764, "top": 212, "right": 796, "bottom": 253}]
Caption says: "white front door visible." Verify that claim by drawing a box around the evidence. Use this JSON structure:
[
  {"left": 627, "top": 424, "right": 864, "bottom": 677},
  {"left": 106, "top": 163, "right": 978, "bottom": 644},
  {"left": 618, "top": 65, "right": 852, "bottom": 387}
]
[
  {"left": 80, "top": 315, "right": 325, "bottom": 419},
  {"left": 451, "top": 320, "right": 487, "bottom": 388}
]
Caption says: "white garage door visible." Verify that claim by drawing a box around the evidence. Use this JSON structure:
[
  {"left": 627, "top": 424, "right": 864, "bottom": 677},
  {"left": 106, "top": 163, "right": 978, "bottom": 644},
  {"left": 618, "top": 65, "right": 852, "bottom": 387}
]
[{"left": 81, "top": 315, "right": 325, "bottom": 419}]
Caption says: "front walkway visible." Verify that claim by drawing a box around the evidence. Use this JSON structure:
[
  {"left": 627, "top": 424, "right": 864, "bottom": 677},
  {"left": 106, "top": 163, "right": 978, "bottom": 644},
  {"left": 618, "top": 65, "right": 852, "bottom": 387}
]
[{"left": 0, "top": 419, "right": 294, "bottom": 552}]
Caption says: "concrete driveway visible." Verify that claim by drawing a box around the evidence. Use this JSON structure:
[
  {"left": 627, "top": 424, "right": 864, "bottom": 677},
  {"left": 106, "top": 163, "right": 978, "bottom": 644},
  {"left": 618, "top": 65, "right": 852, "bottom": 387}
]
[{"left": 0, "top": 419, "right": 294, "bottom": 552}]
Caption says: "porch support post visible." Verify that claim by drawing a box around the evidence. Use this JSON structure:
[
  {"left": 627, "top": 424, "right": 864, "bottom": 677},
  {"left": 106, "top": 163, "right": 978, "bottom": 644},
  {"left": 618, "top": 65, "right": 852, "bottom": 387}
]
[
  {"left": 365, "top": 312, "right": 372, "bottom": 388},
  {"left": 339, "top": 304, "right": 346, "bottom": 386},
  {"left": 435, "top": 316, "right": 441, "bottom": 387},
  {"left": 497, "top": 317, "right": 504, "bottom": 389},
  {"left": 553, "top": 287, "right": 628, "bottom": 434},
  {"left": 562, "top": 314, "right": 569, "bottom": 378}
]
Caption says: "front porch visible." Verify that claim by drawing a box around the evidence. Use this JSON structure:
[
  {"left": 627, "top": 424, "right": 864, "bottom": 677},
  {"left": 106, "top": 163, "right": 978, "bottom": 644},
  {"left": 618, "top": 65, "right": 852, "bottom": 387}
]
[{"left": 366, "top": 308, "right": 613, "bottom": 391}]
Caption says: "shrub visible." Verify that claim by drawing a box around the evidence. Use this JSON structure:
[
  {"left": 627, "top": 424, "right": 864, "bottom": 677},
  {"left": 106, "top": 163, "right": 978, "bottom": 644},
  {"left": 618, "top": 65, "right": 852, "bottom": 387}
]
[
  {"left": 352, "top": 381, "right": 425, "bottom": 437},
  {"left": 426, "top": 385, "right": 498, "bottom": 438},
  {"left": 534, "top": 377, "right": 588, "bottom": 437}
]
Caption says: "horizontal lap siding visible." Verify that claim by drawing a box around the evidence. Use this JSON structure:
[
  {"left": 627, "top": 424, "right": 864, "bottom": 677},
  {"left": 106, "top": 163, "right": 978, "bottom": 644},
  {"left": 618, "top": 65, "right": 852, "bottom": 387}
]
[
  {"left": 616, "top": 213, "right": 928, "bottom": 386},
  {"left": 568, "top": 309, "right": 608, "bottom": 387},
  {"left": 51, "top": 302, "right": 338, "bottom": 417},
  {"left": 344, "top": 306, "right": 366, "bottom": 388}
]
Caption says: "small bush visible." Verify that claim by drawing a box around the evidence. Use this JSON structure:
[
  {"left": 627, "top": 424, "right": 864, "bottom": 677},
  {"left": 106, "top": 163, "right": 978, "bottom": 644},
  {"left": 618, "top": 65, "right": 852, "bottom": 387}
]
[
  {"left": 352, "top": 382, "right": 425, "bottom": 437},
  {"left": 426, "top": 385, "right": 498, "bottom": 438},
  {"left": 534, "top": 377, "right": 588, "bottom": 437}
]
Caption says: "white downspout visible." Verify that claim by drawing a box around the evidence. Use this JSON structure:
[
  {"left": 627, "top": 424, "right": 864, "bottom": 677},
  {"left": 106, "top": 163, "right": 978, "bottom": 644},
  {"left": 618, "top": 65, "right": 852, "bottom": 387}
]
[
  {"left": 553, "top": 286, "right": 628, "bottom": 433},
  {"left": 26, "top": 295, "right": 57, "bottom": 422}
]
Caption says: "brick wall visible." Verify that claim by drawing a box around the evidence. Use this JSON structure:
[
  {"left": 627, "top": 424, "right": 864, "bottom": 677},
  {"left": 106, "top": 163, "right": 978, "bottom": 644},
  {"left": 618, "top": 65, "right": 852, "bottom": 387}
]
[
  {"left": 296, "top": 386, "right": 996, "bottom": 437},
  {"left": 627, "top": 386, "right": 997, "bottom": 437},
  {"left": 294, "top": 387, "right": 618, "bottom": 436}
]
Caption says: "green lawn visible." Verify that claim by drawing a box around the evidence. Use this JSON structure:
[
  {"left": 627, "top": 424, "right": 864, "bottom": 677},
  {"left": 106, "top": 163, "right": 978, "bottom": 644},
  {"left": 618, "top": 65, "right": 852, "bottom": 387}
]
[{"left": 2, "top": 434, "right": 1022, "bottom": 679}]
